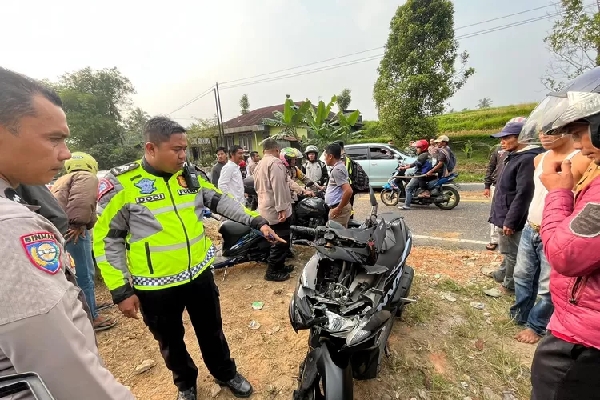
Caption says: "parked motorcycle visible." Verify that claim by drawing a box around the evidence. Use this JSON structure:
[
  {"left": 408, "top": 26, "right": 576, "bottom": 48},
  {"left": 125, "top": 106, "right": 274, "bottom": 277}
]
[
  {"left": 210, "top": 193, "right": 360, "bottom": 272},
  {"left": 289, "top": 188, "right": 415, "bottom": 400},
  {"left": 380, "top": 169, "right": 460, "bottom": 210}
]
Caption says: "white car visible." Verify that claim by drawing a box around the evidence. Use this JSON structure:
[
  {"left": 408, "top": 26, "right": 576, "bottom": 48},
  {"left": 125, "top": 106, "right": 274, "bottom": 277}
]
[{"left": 320, "top": 143, "right": 416, "bottom": 188}]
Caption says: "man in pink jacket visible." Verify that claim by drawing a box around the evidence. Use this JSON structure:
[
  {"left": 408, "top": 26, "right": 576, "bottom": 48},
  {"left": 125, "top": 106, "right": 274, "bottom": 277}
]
[{"left": 523, "top": 67, "right": 600, "bottom": 399}]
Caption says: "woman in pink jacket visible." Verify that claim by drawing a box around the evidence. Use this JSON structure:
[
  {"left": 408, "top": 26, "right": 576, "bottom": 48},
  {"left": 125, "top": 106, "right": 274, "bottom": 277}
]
[{"left": 522, "top": 67, "right": 600, "bottom": 399}]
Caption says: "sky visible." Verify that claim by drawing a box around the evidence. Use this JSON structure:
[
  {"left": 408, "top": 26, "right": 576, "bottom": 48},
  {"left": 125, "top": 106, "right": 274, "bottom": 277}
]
[{"left": 1, "top": 0, "right": 566, "bottom": 125}]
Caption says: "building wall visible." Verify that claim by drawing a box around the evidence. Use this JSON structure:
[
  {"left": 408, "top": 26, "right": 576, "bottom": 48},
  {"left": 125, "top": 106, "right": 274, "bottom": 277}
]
[{"left": 228, "top": 127, "right": 308, "bottom": 154}]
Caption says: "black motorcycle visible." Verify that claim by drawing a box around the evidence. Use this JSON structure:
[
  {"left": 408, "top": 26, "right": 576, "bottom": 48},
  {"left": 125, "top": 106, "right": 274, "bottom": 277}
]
[
  {"left": 211, "top": 191, "right": 360, "bottom": 273},
  {"left": 289, "top": 189, "right": 415, "bottom": 400}
]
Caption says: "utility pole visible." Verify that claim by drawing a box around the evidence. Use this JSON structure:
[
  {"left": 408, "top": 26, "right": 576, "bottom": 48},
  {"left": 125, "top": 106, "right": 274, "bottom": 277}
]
[{"left": 213, "top": 85, "right": 224, "bottom": 147}]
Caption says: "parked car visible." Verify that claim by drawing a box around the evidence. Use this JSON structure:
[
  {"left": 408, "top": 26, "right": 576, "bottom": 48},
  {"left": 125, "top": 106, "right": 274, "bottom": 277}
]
[{"left": 343, "top": 143, "right": 416, "bottom": 188}]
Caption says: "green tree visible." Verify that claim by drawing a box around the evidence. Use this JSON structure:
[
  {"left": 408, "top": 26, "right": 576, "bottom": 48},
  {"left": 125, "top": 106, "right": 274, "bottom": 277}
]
[
  {"left": 337, "top": 88, "right": 352, "bottom": 111},
  {"left": 373, "top": 0, "right": 474, "bottom": 144},
  {"left": 53, "top": 67, "right": 141, "bottom": 168},
  {"left": 123, "top": 107, "right": 150, "bottom": 148},
  {"left": 186, "top": 116, "right": 220, "bottom": 165},
  {"left": 262, "top": 97, "right": 311, "bottom": 141},
  {"left": 543, "top": 0, "right": 600, "bottom": 90},
  {"left": 239, "top": 94, "right": 250, "bottom": 114},
  {"left": 477, "top": 98, "right": 492, "bottom": 109}
]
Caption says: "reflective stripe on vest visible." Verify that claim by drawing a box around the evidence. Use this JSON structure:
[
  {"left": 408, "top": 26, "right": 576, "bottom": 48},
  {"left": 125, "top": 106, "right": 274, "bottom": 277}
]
[{"left": 116, "top": 168, "right": 213, "bottom": 290}]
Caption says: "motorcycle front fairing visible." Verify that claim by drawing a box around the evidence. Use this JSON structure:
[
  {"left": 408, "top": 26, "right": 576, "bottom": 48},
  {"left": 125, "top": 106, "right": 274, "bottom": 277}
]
[{"left": 290, "top": 217, "right": 413, "bottom": 341}]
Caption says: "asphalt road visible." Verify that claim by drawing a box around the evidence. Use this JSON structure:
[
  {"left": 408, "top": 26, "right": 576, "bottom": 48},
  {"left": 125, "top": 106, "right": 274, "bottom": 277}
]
[{"left": 353, "top": 190, "right": 492, "bottom": 251}]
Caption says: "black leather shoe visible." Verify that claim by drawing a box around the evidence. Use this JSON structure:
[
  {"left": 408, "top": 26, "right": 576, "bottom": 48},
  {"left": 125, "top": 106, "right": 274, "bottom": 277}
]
[
  {"left": 265, "top": 271, "right": 291, "bottom": 282},
  {"left": 176, "top": 386, "right": 197, "bottom": 400},
  {"left": 216, "top": 373, "right": 253, "bottom": 398}
]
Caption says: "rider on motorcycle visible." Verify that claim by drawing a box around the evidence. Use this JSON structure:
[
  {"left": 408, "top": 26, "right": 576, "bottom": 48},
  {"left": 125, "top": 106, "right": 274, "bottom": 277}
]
[
  {"left": 397, "top": 139, "right": 432, "bottom": 210},
  {"left": 302, "top": 145, "right": 329, "bottom": 188}
]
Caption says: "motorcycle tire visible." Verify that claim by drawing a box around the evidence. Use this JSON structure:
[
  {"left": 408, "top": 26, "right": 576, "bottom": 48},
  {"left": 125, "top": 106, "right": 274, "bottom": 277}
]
[
  {"left": 380, "top": 189, "right": 399, "bottom": 206},
  {"left": 435, "top": 186, "right": 460, "bottom": 210}
]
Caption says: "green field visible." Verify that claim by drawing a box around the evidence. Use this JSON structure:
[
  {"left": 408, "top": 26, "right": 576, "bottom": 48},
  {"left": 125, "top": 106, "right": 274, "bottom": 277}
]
[{"left": 353, "top": 103, "right": 537, "bottom": 182}]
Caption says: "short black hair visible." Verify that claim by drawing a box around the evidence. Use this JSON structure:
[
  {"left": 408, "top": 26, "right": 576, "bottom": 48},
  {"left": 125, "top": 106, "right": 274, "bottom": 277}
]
[
  {"left": 249, "top": 151, "right": 258, "bottom": 157},
  {"left": 216, "top": 146, "right": 227, "bottom": 154},
  {"left": 0, "top": 67, "right": 63, "bottom": 134},
  {"left": 335, "top": 141, "right": 345, "bottom": 149},
  {"left": 263, "top": 138, "right": 279, "bottom": 151},
  {"left": 144, "top": 116, "right": 186, "bottom": 144},
  {"left": 326, "top": 143, "right": 342, "bottom": 159},
  {"left": 229, "top": 145, "right": 243, "bottom": 157}
]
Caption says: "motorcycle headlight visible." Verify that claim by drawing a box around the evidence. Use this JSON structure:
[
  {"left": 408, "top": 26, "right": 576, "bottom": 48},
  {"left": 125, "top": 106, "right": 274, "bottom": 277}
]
[
  {"left": 346, "top": 327, "right": 371, "bottom": 346},
  {"left": 325, "top": 311, "right": 356, "bottom": 333}
]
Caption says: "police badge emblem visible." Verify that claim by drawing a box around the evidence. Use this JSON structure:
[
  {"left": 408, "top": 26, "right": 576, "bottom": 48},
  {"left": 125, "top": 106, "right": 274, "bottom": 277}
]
[{"left": 135, "top": 178, "right": 157, "bottom": 195}]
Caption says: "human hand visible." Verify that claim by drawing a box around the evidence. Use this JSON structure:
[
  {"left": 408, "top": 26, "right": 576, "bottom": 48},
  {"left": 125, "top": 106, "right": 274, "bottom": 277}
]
[
  {"left": 483, "top": 189, "right": 490, "bottom": 198},
  {"left": 65, "top": 226, "right": 86, "bottom": 244},
  {"left": 277, "top": 210, "right": 286, "bottom": 223},
  {"left": 303, "top": 190, "right": 314, "bottom": 197},
  {"left": 540, "top": 159, "right": 575, "bottom": 191},
  {"left": 503, "top": 226, "right": 514, "bottom": 236},
  {"left": 118, "top": 295, "right": 140, "bottom": 319},
  {"left": 329, "top": 207, "right": 341, "bottom": 220},
  {"left": 260, "top": 225, "right": 286, "bottom": 244}
]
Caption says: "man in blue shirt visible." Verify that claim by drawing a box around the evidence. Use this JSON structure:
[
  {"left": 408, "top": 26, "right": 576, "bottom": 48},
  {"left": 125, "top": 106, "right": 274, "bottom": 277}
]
[{"left": 324, "top": 143, "right": 353, "bottom": 227}]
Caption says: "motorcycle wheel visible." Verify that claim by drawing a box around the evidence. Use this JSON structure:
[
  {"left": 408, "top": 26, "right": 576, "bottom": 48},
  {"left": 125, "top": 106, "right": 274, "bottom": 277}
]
[
  {"left": 380, "top": 189, "right": 399, "bottom": 206},
  {"left": 435, "top": 186, "right": 460, "bottom": 210}
]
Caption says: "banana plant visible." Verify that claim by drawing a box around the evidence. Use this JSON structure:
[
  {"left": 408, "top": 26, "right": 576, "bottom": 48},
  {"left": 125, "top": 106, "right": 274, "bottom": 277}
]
[
  {"left": 262, "top": 97, "right": 312, "bottom": 142},
  {"left": 305, "top": 96, "right": 363, "bottom": 149}
]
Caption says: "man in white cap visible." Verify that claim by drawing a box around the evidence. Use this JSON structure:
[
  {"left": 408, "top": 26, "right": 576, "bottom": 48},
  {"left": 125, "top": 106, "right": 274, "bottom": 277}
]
[{"left": 418, "top": 135, "right": 455, "bottom": 198}]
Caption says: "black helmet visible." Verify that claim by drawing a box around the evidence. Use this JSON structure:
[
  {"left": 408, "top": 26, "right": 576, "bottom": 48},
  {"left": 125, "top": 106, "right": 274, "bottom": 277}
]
[{"left": 519, "top": 66, "right": 600, "bottom": 147}]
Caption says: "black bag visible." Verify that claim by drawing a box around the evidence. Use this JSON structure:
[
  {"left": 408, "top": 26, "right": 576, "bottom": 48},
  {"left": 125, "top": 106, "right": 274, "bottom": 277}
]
[{"left": 349, "top": 158, "right": 370, "bottom": 191}]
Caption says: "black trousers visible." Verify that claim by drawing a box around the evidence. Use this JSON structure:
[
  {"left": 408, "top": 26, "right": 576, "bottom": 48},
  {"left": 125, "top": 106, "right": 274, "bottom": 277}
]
[
  {"left": 267, "top": 218, "right": 291, "bottom": 273},
  {"left": 531, "top": 332, "right": 600, "bottom": 400},
  {"left": 136, "top": 271, "right": 236, "bottom": 391}
]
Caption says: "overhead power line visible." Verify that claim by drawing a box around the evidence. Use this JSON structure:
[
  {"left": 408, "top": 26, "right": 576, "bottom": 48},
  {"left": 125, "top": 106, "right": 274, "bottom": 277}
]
[
  {"left": 219, "top": 2, "right": 562, "bottom": 86},
  {"left": 220, "top": 5, "right": 593, "bottom": 91},
  {"left": 169, "top": 2, "right": 588, "bottom": 115}
]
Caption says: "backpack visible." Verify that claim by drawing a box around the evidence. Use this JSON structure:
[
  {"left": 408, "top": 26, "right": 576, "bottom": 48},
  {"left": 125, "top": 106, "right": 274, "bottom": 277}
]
[
  {"left": 439, "top": 148, "right": 457, "bottom": 173},
  {"left": 348, "top": 158, "right": 370, "bottom": 191}
]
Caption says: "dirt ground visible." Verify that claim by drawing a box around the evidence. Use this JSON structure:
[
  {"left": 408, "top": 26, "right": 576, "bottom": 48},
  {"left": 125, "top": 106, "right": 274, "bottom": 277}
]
[{"left": 96, "top": 219, "right": 536, "bottom": 400}]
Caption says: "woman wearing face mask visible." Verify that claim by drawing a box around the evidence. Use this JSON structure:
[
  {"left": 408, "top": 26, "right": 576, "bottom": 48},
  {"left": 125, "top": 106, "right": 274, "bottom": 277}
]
[{"left": 525, "top": 67, "right": 600, "bottom": 400}]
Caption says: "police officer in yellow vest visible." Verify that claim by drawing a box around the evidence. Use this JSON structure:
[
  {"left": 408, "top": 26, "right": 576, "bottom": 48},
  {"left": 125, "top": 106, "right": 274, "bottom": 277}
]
[{"left": 93, "top": 117, "right": 283, "bottom": 400}]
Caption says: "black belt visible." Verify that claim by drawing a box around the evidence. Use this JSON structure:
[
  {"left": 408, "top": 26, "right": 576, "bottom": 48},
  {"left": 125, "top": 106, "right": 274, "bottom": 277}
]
[{"left": 329, "top": 202, "right": 340, "bottom": 209}]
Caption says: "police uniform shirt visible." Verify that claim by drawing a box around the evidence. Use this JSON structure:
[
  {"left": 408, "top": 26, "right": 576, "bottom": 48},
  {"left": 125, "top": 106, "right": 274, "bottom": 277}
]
[{"left": 0, "top": 178, "right": 134, "bottom": 400}]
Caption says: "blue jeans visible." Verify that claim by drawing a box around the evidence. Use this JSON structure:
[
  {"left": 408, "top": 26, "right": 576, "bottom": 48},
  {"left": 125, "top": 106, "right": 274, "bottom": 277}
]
[
  {"left": 510, "top": 224, "right": 554, "bottom": 335},
  {"left": 404, "top": 177, "right": 420, "bottom": 206},
  {"left": 65, "top": 230, "right": 97, "bottom": 319}
]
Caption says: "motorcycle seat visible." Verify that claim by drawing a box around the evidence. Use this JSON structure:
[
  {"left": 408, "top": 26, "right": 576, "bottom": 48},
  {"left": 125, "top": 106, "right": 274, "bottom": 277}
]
[
  {"left": 219, "top": 220, "right": 251, "bottom": 239},
  {"left": 374, "top": 220, "right": 408, "bottom": 268}
]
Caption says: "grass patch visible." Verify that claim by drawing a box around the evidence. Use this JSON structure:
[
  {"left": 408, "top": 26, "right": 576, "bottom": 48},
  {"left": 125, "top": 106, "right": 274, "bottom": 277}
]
[{"left": 437, "top": 103, "right": 537, "bottom": 132}]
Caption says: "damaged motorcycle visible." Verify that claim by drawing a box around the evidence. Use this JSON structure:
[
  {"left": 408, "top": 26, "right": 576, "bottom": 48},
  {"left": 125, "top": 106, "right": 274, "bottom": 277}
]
[{"left": 289, "top": 189, "right": 415, "bottom": 400}]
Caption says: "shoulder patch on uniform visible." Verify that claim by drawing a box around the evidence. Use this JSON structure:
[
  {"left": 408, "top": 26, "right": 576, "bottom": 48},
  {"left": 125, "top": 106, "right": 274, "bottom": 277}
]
[
  {"left": 20, "top": 231, "right": 62, "bottom": 275},
  {"left": 110, "top": 161, "right": 140, "bottom": 176},
  {"left": 570, "top": 202, "right": 600, "bottom": 238},
  {"left": 98, "top": 178, "right": 115, "bottom": 200}
]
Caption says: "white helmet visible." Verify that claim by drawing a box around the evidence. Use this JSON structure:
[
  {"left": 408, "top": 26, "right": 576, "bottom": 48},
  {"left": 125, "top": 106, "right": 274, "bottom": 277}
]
[{"left": 304, "top": 145, "right": 319, "bottom": 155}]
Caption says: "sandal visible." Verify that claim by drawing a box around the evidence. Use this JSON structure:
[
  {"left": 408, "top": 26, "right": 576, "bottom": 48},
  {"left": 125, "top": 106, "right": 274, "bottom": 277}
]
[
  {"left": 486, "top": 243, "right": 498, "bottom": 251},
  {"left": 96, "top": 302, "right": 113, "bottom": 312},
  {"left": 93, "top": 317, "right": 117, "bottom": 332}
]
